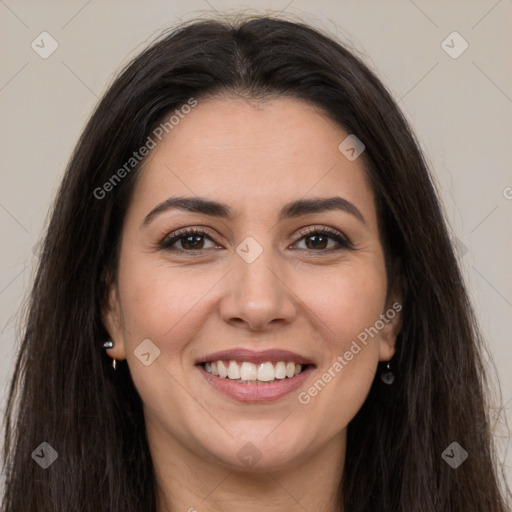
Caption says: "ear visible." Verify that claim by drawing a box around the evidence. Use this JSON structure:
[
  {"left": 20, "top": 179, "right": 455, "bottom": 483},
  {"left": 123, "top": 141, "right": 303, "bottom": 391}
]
[
  {"left": 378, "top": 292, "right": 404, "bottom": 362},
  {"left": 101, "top": 274, "right": 127, "bottom": 361}
]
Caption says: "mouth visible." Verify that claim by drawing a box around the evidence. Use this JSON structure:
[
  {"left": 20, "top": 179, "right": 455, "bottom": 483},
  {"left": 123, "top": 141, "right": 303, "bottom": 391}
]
[
  {"left": 195, "top": 349, "right": 316, "bottom": 402},
  {"left": 201, "top": 360, "right": 311, "bottom": 383}
]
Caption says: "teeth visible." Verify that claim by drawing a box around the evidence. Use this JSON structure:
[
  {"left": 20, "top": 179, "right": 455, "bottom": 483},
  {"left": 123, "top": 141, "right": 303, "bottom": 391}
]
[
  {"left": 257, "top": 362, "right": 275, "bottom": 381},
  {"left": 275, "top": 361, "right": 287, "bottom": 379},
  {"left": 203, "top": 360, "right": 305, "bottom": 382},
  {"left": 217, "top": 360, "right": 228, "bottom": 378},
  {"left": 240, "top": 362, "right": 258, "bottom": 381},
  {"left": 227, "top": 361, "right": 240, "bottom": 379}
]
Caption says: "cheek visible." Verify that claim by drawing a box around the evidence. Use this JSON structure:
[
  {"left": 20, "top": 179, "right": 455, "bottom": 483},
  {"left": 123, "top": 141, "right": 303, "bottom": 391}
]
[
  {"left": 115, "top": 257, "right": 214, "bottom": 433},
  {"left": 117, "top": 256, "right": 219, "bottom": 346},
  {"left": 300, "top": 260, "right": 387, "bottom": 353},
  {"left": 293, "top": 262, "right": 386, "bottom": 421}
]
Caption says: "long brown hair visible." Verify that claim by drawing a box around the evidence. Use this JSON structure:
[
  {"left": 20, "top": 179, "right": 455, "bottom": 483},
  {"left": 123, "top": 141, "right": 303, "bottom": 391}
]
[{"left": 2, "top": 14, "right": 510, "bottom": 511}]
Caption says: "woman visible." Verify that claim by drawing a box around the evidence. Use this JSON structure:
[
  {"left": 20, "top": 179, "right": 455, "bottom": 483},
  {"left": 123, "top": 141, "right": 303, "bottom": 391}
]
[{"left": 2, "top": 14, "right": 510, "bottom": 512}]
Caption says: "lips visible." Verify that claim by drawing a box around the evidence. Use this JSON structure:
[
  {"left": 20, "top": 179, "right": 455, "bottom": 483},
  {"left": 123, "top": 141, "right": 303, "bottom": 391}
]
[{"left": 195, "top": 348, "right": 316, "bottom": 402}]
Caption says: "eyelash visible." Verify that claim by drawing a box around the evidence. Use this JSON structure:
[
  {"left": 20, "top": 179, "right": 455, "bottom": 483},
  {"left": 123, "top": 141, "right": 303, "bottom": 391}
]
[{"left": 159, "top": 226, "right": 354, "bottom": 253}]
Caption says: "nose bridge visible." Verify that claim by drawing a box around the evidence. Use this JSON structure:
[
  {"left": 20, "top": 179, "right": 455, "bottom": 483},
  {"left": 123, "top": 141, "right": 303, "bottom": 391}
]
[
  {"left": 237, "top": 248, "right": 280, "bottom": 302},
  {"left": 220, "top": 236, "right": 296, "bottom": 330}
]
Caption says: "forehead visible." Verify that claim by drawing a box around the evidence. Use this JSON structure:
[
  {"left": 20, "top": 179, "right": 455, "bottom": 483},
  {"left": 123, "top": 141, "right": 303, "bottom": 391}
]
[{"left": 131, "top": 96, "right": 376, "bottom": 223}]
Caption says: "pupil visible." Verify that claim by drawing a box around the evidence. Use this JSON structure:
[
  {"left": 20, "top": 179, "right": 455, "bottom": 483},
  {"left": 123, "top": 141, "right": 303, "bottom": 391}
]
[
  {"left": 308, "top": 234, "right": 327, "bottom": 249},
  {"left": 183, "top": 235, "right": 203, "bottom": 249}
]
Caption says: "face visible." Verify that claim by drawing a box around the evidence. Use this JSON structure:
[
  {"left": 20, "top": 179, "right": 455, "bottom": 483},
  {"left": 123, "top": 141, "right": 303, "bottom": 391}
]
[{"left": 103, "top": 96, "right": 402, "bottom": 472}]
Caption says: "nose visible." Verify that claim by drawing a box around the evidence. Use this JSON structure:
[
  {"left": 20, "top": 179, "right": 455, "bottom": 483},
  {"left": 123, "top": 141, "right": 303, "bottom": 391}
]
[{"left": 219, "top": 247, "right": 297, "bottom": 332}]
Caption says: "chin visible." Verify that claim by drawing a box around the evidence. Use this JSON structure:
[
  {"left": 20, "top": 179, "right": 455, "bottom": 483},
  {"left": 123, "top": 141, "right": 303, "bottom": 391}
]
[{"left": 203, "top": 429, "right": 309, "bottom": 472}]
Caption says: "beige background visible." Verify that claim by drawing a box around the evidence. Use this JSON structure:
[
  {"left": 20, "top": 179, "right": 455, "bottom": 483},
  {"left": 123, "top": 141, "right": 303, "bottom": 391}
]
[{"left": 1, "top": 0, "right": 511, "bottom": 490}]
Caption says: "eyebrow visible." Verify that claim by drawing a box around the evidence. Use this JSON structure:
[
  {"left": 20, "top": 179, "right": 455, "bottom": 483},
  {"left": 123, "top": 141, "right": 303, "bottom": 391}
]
[{"left": 141, "top": 195, "right": 367, "bottom": 228}]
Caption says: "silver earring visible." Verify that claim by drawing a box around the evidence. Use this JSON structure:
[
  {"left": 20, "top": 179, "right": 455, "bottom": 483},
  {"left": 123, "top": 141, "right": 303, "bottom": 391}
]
[
  {"left": 103, "top": 340, "right": 116, "bottom": 370},
  {"left": 381, "top": 361, "right": 395, "bottom": 385}
]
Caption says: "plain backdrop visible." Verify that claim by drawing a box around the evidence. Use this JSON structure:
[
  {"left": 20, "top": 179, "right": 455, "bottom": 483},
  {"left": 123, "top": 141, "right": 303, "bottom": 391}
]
[{"left": 1, "top": 0, "right": 511, "bottom": 490}]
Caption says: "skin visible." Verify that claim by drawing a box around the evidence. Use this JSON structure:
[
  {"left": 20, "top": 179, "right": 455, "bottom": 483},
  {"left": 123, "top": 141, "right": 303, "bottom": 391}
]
[{"left": 103, "top": 96, "right": 402, "bottom": 512}]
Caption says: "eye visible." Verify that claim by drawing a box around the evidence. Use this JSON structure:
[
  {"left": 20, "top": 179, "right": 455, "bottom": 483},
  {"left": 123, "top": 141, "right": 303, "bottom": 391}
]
[
  {"left": 159, "top": 228, "right": 219, "bottom": 251},
  {"left": 292, "top": 226, "right": 354, "bottom": 251}
]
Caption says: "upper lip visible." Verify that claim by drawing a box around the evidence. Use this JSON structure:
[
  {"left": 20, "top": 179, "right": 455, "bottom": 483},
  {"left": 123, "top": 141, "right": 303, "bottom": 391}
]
[{"left": 196, "top": 349, "right": 315, "bottom": 366}]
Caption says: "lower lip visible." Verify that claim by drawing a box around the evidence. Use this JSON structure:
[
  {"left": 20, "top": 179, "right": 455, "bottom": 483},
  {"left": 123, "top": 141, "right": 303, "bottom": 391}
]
[{"left": 197, "top": 364, "right": 315, "bottom": 402}]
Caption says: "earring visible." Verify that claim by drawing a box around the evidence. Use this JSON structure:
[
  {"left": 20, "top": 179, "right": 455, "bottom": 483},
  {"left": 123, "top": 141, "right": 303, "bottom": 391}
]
[
  {"left": 381, "top": 361, "right": 395, "bottom": 385},
  {"left": 103, "top": 340, "right": 117, "bottom": 370}
]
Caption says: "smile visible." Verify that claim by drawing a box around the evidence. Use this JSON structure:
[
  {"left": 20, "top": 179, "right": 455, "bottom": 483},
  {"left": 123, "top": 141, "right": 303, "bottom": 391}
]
[
  {"left": 195, "top": 348, "right": 316, "bottom": 402},
  {"left": 196, "top": 349, "right": 316, "bottom": 402},
  {"left": 204, "top": 360, "right": 306, "bottom": 383}
]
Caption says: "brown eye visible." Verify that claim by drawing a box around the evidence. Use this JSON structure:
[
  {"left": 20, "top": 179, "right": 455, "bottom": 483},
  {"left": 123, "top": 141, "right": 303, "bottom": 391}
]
[
  {"left": 294, "top": 228, "right": 353, "bottom": 251},
  {"left": 160, "top": 229, "right": 218, "bottom": 251},
  {"left": 303, "top": 233, "right": 330, "bottom": 250},
  {"left": 179, "top": 234, "right": 205, "bottom": 250}
]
